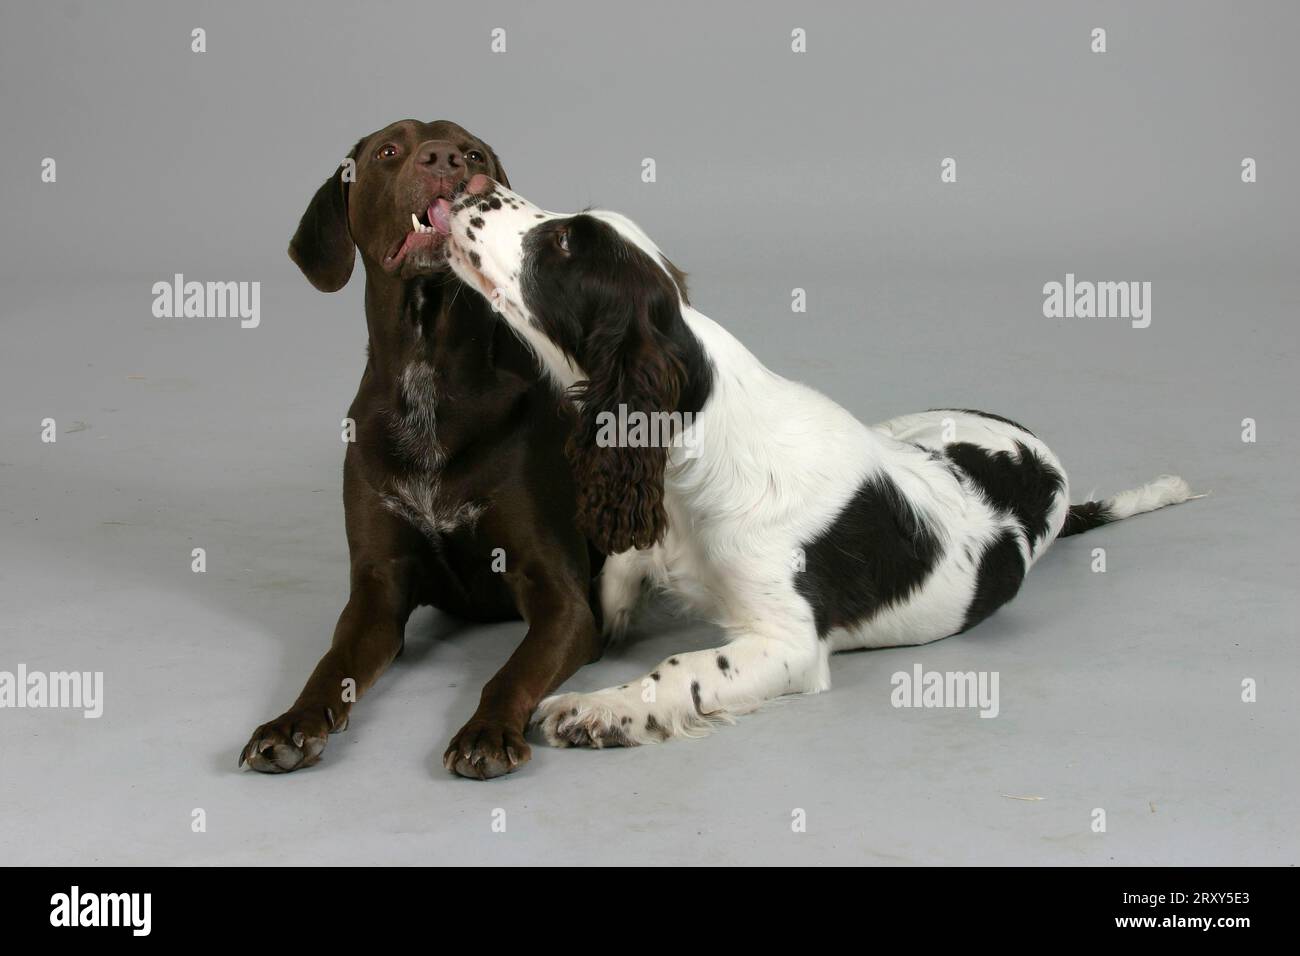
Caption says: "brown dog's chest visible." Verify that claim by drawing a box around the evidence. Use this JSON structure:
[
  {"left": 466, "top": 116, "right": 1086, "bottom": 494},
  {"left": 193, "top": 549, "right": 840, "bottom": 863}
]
[{"left": 378, "top": 357, "right": 484, "bottom": 540}]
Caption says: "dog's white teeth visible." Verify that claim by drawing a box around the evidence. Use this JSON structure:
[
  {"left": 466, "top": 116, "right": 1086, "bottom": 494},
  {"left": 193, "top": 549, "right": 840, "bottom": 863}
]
[{"left": 411, "top": 213, "right": 421, "bottom": 231}]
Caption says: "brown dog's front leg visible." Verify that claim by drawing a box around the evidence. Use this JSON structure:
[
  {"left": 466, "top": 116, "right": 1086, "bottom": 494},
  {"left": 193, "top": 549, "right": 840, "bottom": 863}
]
[
  {"left": 240, "top": 560, "right": 414, "bottom": 772},
  {"left": 444, "top": 563, "right": 600, "bottom": 779}
]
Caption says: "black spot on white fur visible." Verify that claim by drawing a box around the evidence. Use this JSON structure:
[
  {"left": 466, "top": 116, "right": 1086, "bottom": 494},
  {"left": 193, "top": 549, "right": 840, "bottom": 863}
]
[
  {"left": 944, "top": 439, "right": 1064, "bottom": 549},
  {"left": 961, "top": 530, "right": 1025, "bottom": 632},
  {"left": 795, "top": 472, "right": 944, "bottom": 637}
]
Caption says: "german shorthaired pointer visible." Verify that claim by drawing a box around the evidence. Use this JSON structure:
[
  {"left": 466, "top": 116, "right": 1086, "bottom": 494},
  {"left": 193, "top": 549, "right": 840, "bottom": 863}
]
[{"left": 239, "top": 122, "right": 605, "bottom": 779}]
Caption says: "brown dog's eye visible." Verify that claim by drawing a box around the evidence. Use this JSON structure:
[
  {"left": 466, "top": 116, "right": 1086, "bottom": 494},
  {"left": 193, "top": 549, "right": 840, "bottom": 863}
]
[
  {"left": 555, "top": 228, "right": 570, "bottom": 254},
  {"left": 466, "top": 149, "right": 485, "bottom": 163},
  {"left": 376, "top": 144, "right": 399, "bottom": 160}
]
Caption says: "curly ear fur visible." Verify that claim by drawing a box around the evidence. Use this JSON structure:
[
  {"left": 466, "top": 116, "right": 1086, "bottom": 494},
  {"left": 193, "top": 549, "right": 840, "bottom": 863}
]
[
  {"left": 288, "top": 140, "right": 362, "bottom": 293},
  {"left": 567, "top": 275, "right": 688, "bottom": 555}
]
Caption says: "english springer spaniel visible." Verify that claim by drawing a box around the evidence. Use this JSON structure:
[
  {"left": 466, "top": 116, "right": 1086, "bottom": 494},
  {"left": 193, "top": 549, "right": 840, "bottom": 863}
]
[{"left": 437, "top": 174, "right": 1195, "bottom": 749}]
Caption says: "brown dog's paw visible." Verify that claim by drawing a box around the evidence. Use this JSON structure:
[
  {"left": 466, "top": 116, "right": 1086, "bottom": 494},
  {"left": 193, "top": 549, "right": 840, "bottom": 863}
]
[
  {"left": 239, "top": 706, "right": 342, "bottom": 773},
  {"left": 443, "top": 719, "right": 531, "bottom": 780}
]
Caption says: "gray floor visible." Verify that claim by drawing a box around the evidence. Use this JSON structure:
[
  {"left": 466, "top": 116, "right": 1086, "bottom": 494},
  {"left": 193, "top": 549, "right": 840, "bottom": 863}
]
[{"left": 1, "top": 269, "right": 1295, "bottom": 866}]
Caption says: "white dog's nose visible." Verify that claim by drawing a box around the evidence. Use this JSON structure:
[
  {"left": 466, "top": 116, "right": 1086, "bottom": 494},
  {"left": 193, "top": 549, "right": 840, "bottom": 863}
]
[{"left": 466, "top": 173, "right": 495, "bottom": 196}]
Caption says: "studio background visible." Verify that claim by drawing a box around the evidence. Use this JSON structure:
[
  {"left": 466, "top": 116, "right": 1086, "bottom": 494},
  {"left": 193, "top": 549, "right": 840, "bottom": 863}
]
[{"left": 0, "top": 0, "right": 1295, "bottom": 865}]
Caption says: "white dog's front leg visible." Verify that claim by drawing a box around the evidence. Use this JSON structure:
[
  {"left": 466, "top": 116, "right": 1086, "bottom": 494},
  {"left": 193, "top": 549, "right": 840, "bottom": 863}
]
[
  {"left": 532, "top": 624, "right": 829, "bottom": 748},
  {"left": 598, "top": 548, "right": 659, "bottom": 640}
]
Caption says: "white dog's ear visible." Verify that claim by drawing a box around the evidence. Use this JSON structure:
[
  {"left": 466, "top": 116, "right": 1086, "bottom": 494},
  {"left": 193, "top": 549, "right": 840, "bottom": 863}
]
[
  {"left": 288, "top": 140, "right": 361, "bottom": 293},
  {"left": 567, "top": 270, "right": 687, "bottom": 555}
]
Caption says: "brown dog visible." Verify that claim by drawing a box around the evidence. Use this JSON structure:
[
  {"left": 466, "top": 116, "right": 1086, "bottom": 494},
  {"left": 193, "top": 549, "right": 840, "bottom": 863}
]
[{"left": 238, "top": 120, "right": 604, "bottom": 779}]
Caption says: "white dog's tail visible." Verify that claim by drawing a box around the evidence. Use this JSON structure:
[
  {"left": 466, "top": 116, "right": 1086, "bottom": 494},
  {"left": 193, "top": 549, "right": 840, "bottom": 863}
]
[{"left": 1058, "top": 474, "right": 1197, "bottom": 538}]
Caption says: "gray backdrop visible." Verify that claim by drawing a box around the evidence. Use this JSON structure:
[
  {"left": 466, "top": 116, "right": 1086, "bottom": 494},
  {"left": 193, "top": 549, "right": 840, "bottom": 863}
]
[{"left": 0, "top": 0, "right": 1296, "bottom": 865}]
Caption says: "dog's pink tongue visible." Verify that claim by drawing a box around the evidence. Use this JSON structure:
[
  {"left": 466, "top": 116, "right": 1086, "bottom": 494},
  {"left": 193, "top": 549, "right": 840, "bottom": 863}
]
[{"left": 431, "top": 198, "right": 452, "bottom": 235}]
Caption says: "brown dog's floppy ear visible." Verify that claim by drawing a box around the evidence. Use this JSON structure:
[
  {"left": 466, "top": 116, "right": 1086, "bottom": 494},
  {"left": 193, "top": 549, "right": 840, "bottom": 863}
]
[
  {"left": 567, "top": 272, "right": 688, "bottom": 555},
  {"left": 288, "top": 141, "right": 361, "bottom": 292},
  {"left": 482, "top": 143, "right": 511, "bottom": 189}
]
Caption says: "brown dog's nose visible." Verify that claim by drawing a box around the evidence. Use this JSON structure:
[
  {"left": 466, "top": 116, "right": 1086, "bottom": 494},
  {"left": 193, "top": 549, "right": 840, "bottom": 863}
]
[
  {"left": 466, "top": 173, "right": 495, "bottom": 196},
  {"left": 415, "top": 140, "right": 464, "bottom": 176}
]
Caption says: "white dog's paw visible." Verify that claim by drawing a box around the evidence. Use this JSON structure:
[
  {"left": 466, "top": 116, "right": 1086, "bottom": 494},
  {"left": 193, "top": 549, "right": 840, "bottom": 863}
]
[
  {"left": 532, "top": 689, "right": 668, "bottom": 749},
  {"left": 532, "top": 672, "right": 731, "bottom": 749}
]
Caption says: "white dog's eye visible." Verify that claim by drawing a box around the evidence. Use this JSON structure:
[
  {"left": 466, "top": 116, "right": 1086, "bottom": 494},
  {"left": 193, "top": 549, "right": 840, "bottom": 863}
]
[{"left": 556, "top": 228, "right": 570, "bottom": 253}]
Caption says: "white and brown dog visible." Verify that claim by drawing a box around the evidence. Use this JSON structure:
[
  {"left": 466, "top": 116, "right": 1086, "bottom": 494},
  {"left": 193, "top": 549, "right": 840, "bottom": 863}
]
[{"left": 438, "top": 174, "right": 1195, "bottom": 750}]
